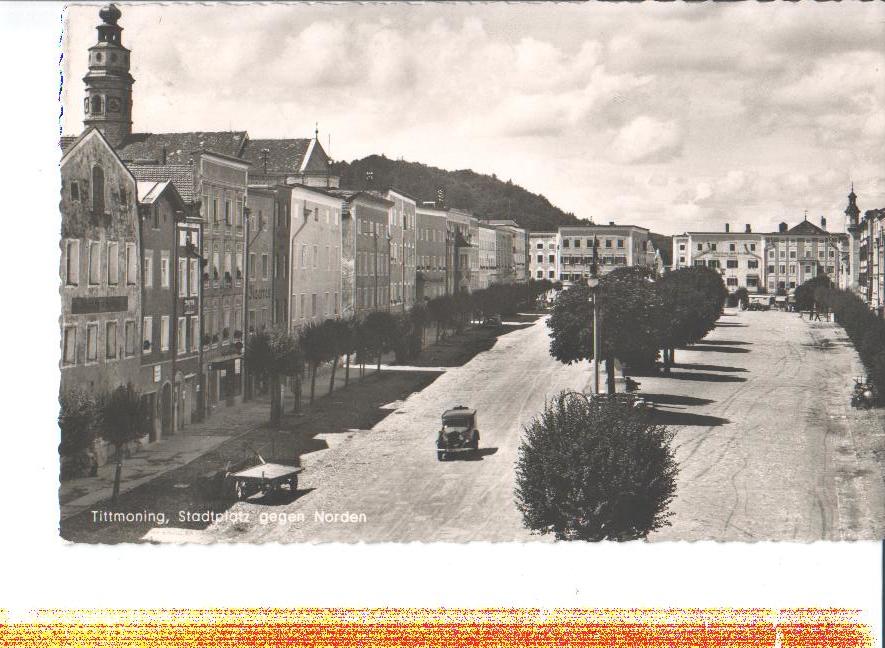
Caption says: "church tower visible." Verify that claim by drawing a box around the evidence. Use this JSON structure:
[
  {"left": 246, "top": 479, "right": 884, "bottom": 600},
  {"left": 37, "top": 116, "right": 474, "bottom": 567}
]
[
  {"left": 82, "top": 4, "right": 134, "bottom": 147},
  {"left": 845, "top": 183, "right": 860, "bottom": 233}
]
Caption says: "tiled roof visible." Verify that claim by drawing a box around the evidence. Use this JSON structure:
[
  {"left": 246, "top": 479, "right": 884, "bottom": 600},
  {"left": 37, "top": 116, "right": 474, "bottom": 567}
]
[
  {"left": 782, "top": 220, "right": 827, "bottom": 236},
  {"left": 241, "top": 138, "right": 312, "bottom": 174},
  {"left": 115, "top": 131, "right": 248, "bottom": 164},
  {"left": 128, "top": 164, "right": 196, "bottom": 204},
  {"left": 60, "top": 136, "right": 78, "bottom": 153}
]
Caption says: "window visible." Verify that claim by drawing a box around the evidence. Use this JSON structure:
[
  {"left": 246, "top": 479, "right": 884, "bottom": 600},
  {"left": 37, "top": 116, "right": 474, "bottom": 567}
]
[
  {"left": 249, "top": 253, "right": 256, "bottom": 279},
  {"left": 191, "top": 317, "right": 199, "bottom": 352},
  {"left": 65, "top": 240, "right": 80, "bottom": 286},
  {"left": 300, "top": 294, "right": 306, "bottom": 319},
  {"left": 616, "top": 239, "right": 624, "bottom": 248},
  {"left": 126, "top": 243, "right": 137, "bottom": 285},
  {"left": 729, "top": 243, "right": 736, "bottom": 252},
  {"left": 152, "top": 205, "right": 160, "bottom": 229},
  {"left": 124, "top": 320, "right": 136, "bottom": 356},
  {"left": 679, "top": 243, "right": 685, "bottom": 251},
  {"left": 224, "top": 253, "right": 232, "bottom": 284},
  {"left": 212, "top": 251, "right": 220, "bottom": 281},
  {"left": 87, "top": 241, "right": 101, "bottom": 284},
  {"left": 301, "top": 245, "right": 307, "bottom": 269},
  {"left": 262, "top": 254, "right": 269, "bottom": 280},
  {"left": 697, "top": 244, "right": 703, "bottom": 251},
  {"left": 143, "top": 316, "right": 152, "bottom": 353},
  {"left": 236, "top": 252, "right": 243, "bottom": 281},
  {"left": 536, "top": 243, "right": 543, "bottom": 249},
  {"left": 160, "top": 253, "right": 170, "bottom": 288},
  {"left": 311, "top": 293, "right": 317, "bottom": 317},
  {"left": 160, "top": 316, "right": 170, "bottom": 351},
  {"left": 189, "top": 259, "right": 198, "bottom": 297},
  {"left": 86, "top": 323, "right": 98, "bottom": 363},
  {"left": 173, "top": 258, "right": 184, "bottom": 297},
  {"left": 726, "top": 277, "right": 738, "bottom": 287},
  {"left": 91, "top": 165, "right": 105, "bottom": 215},
  {"left": 750, "top": 244, "right": 756, "bottom": 251},
  {"left": 548, "top": 270, "right": 555, "bottom": 279},
  {"left": 563, "top": 239, "right": 570, "bottom": 248},
  {"left": 548, "top": 254, "right": 554, "bottom": 263},
  {"left": 177, "top": 317, "right": 187, "bottom": 354},
  {"left": 790, "top": 251, "right": 796, "bottom": 259},
  {"left": 779, "top": 264, "right": 786, "bottom": 274},
  {"left": 726, "top": 259, "right": 738, "bottom": 269},
  {"left": 212, "top": 195, "right": 219, "bottom": 224},
  {"left": 679, "top": 256, "right": 685, "bottom": 264},
  {"left": 536, "top": 270, "right": 542, "bottom": 279},
  {"left": 313, "top": 245, "right": 319, "bottom": 268},
  {"left": 605, "top": 240, "right": 613, "bottom": 249},
  {"left": 63, "top": 326, "right": 77, "bottom": 365},
  {"left": 747, "top": 260, "right": 758, "bottom": 269},
  {"left": 225, "top": 198, "right": 232, "bottom": 226},
  {"left": 710, "top": 243, "right": 717, "bottom": 251},
  {"left": 107, "top": 241, "right": 119, "bottom": 285},
  {"left": 106, "top": 321, "right": 117, "bottom": 359},
  {"left": 143, "top": 252, "right": 153, "bottom": 288}
]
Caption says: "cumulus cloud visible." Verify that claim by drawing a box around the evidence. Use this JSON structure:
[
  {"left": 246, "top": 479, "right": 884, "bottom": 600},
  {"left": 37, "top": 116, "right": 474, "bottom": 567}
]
[{"left": 609, "top": 116, "right": 683, "bottom": 164}]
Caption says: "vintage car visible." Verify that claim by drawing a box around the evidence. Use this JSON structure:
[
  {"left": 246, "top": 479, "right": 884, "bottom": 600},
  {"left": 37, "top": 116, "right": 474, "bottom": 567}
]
[
  {"left": 437, "top": 406, "right": 480, "bottom": 461},
  {"left": 482, "top": 314, "right": 503, "bottom": 328}
]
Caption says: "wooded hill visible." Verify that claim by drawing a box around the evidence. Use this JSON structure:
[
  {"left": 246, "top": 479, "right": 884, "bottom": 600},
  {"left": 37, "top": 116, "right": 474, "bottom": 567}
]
[{"left": 331, "top": 154, "right": 671, "bottom": 264}]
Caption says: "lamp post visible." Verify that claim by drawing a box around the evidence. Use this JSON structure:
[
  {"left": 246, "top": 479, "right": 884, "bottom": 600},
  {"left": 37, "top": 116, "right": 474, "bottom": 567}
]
[{"left": 588, "top": 275, "right": 600, "bottom": 395}]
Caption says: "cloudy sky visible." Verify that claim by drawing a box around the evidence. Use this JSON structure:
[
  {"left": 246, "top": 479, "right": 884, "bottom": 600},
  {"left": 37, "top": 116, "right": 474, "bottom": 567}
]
[{"left": 62, "top": 2, "right": 884, "bottom": 235}]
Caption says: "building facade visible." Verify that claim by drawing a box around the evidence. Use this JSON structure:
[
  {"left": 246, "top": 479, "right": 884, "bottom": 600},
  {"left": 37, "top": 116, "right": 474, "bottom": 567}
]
[
  {"left": 859, "top": 207, "right": 885, "bottom": 315},
  {"left": 558, "top": 224, "right": 656, "bottom": 285},
  {"left": 60, "top": 129, "right": 142, "bottom": 411},
  {"left": 494, "top": 227, "right": 515, "bottom": 284},
  {"left": 445, "top": 209, "right": 479, "bottom": 293},
  {"left": 384, "top": 188, "right": 417, "bottom": 311},
  {"left": 485, "top": 220, "right": 527, "bottom": 282},
  {"left": 477, "top": 223, "right": 498, "bottom": 289},
  {"left": 529, "top": 232, "right": 559, "bottom": 281},
  {"left": 672, "top": 225, "right": 764, "bottom": 293},
  {"left": 765, "top": 219, "right": 848, "bottom": 294},
  {"left": 416, "top": 206, "right": 448, "bottom": 300},
  {"left": 288, "top": 186, "right": 344, "bottom": 328}
]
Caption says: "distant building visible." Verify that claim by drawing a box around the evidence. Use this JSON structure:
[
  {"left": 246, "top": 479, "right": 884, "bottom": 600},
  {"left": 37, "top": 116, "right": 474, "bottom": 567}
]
[
  {"left": 558, "top": 224, "right": 657, "bottom": 285},
  {"left": 60, "top": 128, "right": 142, "bottom": 463},
  {"left": 416, "top": 206, "right": 448, "bottom": 300},
  {"left": 477, "top": 223, "right": 498, "bottom": 289},
  {"left": 485, "top": 220, "right": 528, "bottom": 283},
  {"left": 384, "top": 188, "right": 418, "bottom": 311},
  {"left": 859, "top": 207, "right": 884, "bottom": 316},
  {"left": 494, "top": 227, "right": 515, "bottom": 284},
  {"left": 529, "top": 232, "right": 559, "bottom": 281},
  {"left": 240, "top": 134, "right": 339, "bottom": 189},
  {"left": 672, "top": 224, "right": 764, "bottom": 293},
  {"left": 288, "top": 186, "right": 344, "bottom": 327},
  {"left": 332, "top": 191, "right": 394, "bottom": 313},
  {"left": 445, "top": 209, "right": 479, "bottom": 293}
]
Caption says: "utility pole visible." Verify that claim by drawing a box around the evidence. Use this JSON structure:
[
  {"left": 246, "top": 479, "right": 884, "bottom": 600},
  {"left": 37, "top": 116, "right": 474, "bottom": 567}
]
[{"left": 589, "top": 235, "right": 601, "bottom": 395}]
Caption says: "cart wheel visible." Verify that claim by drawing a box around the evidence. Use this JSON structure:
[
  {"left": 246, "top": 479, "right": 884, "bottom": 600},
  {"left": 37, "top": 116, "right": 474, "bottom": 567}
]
[
  {"left": 289, "top": 476, "right": 298, "bottom": 492},
  {"left": 437, "top": 451, "right": 445, "bottom": 461},
  {"left": 235, "top": 481, "right": 245, "bottom": 501}
]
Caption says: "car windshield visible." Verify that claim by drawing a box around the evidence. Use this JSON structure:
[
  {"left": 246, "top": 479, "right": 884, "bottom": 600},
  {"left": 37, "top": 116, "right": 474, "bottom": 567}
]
[{"left": 443, "top": 416, "right": 471, "bottom": 431}]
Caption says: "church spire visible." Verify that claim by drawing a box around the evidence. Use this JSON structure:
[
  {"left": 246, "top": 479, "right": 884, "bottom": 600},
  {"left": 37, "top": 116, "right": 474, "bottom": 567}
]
[
  {"left": 83, "top": 4, "right": 134, "bottom": 147},
  {"left": 845, "top": 183, "right": 860, "bottom": 232}
]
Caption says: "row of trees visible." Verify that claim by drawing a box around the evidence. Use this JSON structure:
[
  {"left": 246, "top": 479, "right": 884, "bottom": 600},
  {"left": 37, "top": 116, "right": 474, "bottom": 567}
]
[
  {"left": 547, "top": 266, "right": 728, "bottom": 392},
  {"left": 796, "top": 275, "right": 885, "bottom": 400},
  {"left": 247, "top": 281, "right": 545, "bottom": 424}
]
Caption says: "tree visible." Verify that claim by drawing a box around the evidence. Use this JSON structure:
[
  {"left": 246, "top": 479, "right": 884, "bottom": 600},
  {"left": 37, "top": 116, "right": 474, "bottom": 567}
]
[
  {"left": 515, "top": 391, "right": 678, "bottom": 541},
  {"left": 323, "top": 318, "right": 350, "bottom": 394},
  {"left": 361, "top": 311, "right": 396, "bottom": 374},
  {"left": 96, "top": 383, "right": 149, "bottom": 502},
  {"left": 300, "top": 320, "right": 334, "bottom": 404},
  {"left": 794, "top": 275, "right": 833, "bottom": 313},
  {"left": 733, "top": 287, "right": 750, "bottom": 309},
  {"left": 245, "top": 327, "right": 303, "bottom": 423},
  {"left": 58, "top": 388, "right": 98, "bottom": 479}
]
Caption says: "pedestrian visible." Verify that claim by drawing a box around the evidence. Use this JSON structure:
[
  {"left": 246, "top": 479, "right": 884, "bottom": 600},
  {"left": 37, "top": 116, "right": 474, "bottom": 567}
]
[{"left": 814, "top": 309, "right": 821, "bottom": 321}]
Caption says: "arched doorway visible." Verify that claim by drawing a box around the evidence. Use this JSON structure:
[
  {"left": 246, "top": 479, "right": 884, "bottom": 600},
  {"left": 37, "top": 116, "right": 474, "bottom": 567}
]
[{"left": 160, "top": 382, "right": 173, "bottom": 438}]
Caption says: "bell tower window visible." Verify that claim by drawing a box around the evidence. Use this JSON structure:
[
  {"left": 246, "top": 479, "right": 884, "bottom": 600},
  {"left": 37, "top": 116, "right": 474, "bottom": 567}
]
[{"left": 91, "top": 95, "right": 103, "bottom": 114}]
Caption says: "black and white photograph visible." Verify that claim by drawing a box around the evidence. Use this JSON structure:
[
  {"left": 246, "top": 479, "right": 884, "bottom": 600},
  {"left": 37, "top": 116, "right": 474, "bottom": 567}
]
[{"left": 55, "top": 0, "right": 885, "bottom": 546}]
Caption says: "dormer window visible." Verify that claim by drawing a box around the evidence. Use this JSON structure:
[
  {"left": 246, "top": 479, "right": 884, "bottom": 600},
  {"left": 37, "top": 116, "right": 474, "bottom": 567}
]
[{"left": 91, "top": 95, "right": 103, "bottom": 114}]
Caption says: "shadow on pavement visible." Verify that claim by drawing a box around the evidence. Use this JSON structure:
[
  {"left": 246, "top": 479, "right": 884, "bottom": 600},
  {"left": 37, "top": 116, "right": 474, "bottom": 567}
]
[
  {"left": 688, "top": 345, "right": 750, "bottom": 354},
  {"left": 697, "top": 339, "right": 752, "bottom": 346},
  {"left": 660, "top": 372, "right": 747, "bottom": 382},
  {"left": 246, "top": 486, "right": 316, "bottom": 507},
  {"left": 453, "top": 447, "right": 499, "bottom": 462},
  {"left": 673, "top": 363, "right": 748, "bottom": 373},
  {"left": 650, "top": 410, "right": 730, "bottom": 427},
  {"left": 641, "top": 393, "right": 715, "bottom": 407},
  {"left": 714, "top": 323, "right": 747, "bottom": 328}
]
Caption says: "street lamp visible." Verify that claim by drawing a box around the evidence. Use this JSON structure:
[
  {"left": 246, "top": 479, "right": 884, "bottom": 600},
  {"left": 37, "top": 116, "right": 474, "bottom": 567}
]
[{"left": 587, "top": 275, "right": 600, "bottom": 395}]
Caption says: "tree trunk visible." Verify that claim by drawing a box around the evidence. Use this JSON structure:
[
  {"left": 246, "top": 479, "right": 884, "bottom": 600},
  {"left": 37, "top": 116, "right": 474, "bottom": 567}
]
[
  {"left": 669, "top": 347, "right": 676, "bottom": 367},
  {"left": 329, "top": 355, "right": 339, "bottom": 394},
  {"left": 270, "top": 374, "right": 281, "bottom": 424},
  {"left": 309, "top": 362, "right": 317, "bottom": 404},
  {"left": 344, "top": 352, "right": 351, "bottom": 387},
  {"left": 111, "top": 444, "right": 123, "bottom": 502},
  {"left": 606, "top": 357, "right": 616, "bottom": 395},
  {"left": 662, "top": 348, "right": 671, "bottom": 374},
  {"left": 377, "top": 351, "right": 382, "bottom": 375}
]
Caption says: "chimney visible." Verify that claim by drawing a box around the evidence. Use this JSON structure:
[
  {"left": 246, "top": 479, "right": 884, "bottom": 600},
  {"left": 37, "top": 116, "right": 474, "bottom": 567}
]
[
  {"left": 820, "top": 216, "right": 827, "bottom": 230},
  {"left": 725, "top": 223, "right": 730, "bottom": 233},
  {"left": 745, "top": 224, "right": 751, "bottom": 233},
  {"left": 609, "top": 221, "right": 615, "bottom": 226},
  {"left": 778, "top": 222, "right": 788, "bottom": 233}
]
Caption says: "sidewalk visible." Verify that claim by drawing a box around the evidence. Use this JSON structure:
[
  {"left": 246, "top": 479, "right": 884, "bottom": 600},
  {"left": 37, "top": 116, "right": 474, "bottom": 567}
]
[{"left": 59, "top": 321, "right": 516, "bottom": 523}]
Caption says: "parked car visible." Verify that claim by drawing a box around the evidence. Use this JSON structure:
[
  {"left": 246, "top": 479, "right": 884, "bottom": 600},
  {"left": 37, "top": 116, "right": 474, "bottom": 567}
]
[
  {"left": 436, "top": 406, "right": 480, "bottom": 461},
  {"left": 482, "top": 314, "right": 503, "bottom": 328}
]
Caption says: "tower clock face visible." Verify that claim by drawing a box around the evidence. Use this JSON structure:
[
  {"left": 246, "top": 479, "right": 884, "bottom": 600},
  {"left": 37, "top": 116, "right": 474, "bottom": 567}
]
[{"left": 108, "top": 97, "right": 121, "bottom": 113}]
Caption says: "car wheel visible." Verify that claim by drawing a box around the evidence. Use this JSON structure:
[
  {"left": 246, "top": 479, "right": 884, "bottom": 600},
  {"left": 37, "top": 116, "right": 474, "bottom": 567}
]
[
  {"left": 470, "top": 433, "right": 479, "bottom": 451},
  {"left": 437, "top": 451, "right": 445, "bottom": 461},
  {"left": 235, "top": 481, "right": 245, "bottom": 500},
  {"left": 289, "top": 476, "right": 298, "bottom": 492}
]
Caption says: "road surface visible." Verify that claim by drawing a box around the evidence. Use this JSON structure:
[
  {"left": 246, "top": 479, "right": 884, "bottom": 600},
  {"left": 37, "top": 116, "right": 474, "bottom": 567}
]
[{"left": 146, "top": 309, "right": 884, "bottom": 543}]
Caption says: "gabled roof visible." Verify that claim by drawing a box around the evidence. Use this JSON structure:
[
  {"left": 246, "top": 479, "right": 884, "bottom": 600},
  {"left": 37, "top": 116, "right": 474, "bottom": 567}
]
[
  {"left": 240, "top": 138, "right": 313, "bottom": 174},
  {"left": 128, "top": 164, "right": 196, "bottom": 204},
  {"left": 60, "top": 128, "right": 136, "bottom": 185},
  {"left": 771, "top": 220, "right": 828, "bottom": 236},
  {"left": 328, "top": 189, "right": 393, "bottom": 207},
  {"left": 115, "top": 131, "right": 248, "bottom": 164},
  {"left": 60, "top": 136, "right": 78, "bottom": 153}
]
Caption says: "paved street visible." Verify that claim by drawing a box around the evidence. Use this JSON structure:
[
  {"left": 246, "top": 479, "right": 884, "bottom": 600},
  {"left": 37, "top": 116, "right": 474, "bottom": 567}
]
[{"left": 144, "top": 309, "right": 884, "bottom": 543}]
